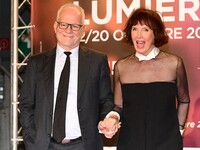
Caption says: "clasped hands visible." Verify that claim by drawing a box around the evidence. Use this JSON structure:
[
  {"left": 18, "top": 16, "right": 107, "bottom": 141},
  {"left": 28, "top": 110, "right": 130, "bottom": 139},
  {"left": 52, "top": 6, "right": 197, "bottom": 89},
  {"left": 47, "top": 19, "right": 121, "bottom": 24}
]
[{"left": 98, "top": 116, "right": 121, "bottom": 139}]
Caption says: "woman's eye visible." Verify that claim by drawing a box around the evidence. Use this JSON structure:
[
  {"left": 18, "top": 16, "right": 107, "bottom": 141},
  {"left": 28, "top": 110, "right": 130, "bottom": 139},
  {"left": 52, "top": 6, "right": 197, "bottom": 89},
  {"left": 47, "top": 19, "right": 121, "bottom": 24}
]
[
  {"left": 143, "top": 28, "right": 149, "bottom": 32},
  {"left": 132, "top": 27, "right": 136, "bottom": 31}
]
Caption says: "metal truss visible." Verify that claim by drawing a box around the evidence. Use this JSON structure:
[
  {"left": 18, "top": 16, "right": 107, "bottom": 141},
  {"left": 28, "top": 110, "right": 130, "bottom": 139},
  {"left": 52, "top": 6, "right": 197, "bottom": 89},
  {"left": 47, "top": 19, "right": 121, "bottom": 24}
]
[{"left": 11, "top": 0, "right": 33, "bottom": 149}]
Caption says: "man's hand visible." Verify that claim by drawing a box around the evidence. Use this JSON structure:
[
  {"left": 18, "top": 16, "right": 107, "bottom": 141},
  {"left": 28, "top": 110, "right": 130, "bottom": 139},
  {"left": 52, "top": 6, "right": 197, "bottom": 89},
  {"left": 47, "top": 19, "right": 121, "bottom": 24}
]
[{"left": 98, "top": 117, "right": 121, "bottom": 139}]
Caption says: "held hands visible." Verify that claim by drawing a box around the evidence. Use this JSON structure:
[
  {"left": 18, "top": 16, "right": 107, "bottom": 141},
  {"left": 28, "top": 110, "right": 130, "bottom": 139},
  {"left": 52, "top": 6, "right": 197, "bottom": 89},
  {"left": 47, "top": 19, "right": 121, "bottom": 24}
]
[{"left": 98, "top": 115, "right": 121, "bottom": 139}]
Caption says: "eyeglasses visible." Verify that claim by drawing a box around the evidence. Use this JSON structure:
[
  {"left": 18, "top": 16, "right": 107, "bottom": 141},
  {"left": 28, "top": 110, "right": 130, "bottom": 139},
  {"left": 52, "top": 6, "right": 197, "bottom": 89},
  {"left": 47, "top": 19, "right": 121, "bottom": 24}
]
[{"left": 56, "top": 21, "right": 83, "bottom": 31}]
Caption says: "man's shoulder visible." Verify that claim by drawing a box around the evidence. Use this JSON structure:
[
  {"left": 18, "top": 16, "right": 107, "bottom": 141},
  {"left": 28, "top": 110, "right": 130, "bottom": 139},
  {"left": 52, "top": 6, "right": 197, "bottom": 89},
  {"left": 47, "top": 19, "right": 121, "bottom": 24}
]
[
  {"left": 80, "top": 45, "right": 106, "bottom": 57},
  {"left": 30, "top": 48, "right": 56, "bottom": 60}
]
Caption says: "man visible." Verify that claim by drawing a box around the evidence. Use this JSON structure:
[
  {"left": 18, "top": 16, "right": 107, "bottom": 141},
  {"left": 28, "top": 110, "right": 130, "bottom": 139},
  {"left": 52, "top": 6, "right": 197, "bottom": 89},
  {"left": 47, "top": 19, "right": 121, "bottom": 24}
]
[{"left": 19, "top": 3, "right": 114, "bottom": 150}]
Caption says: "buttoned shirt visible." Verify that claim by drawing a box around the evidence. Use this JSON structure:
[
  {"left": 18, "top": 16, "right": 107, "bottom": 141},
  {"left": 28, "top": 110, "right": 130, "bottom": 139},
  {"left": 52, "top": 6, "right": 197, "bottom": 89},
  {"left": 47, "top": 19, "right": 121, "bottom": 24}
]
[{"left": 53, "top": 44, "right": 81, "bottom": 139}]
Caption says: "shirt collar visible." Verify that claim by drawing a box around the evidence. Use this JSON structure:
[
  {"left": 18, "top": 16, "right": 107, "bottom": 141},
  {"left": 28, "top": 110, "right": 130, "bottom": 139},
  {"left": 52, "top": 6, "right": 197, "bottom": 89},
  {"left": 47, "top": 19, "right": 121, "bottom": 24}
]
[
  {"left": 135, "top": 47, "right": 160, "bottom": 61},
  {"left": 56, "top": 44, "right": 79, "bottom": 58}
]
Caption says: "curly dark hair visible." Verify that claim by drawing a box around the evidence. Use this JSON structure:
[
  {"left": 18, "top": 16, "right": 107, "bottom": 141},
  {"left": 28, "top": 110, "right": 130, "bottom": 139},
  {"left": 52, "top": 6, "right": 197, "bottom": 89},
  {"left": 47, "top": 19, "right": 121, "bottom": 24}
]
[{"left": 123, "top": 8, "right": 168, "bottom": 47}]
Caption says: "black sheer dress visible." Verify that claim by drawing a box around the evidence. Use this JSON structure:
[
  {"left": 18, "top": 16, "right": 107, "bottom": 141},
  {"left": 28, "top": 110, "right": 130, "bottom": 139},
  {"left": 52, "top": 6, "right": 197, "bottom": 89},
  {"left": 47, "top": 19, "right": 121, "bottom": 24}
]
[{"left": 113, "top": 50, "right": 190, "bottom": 150}]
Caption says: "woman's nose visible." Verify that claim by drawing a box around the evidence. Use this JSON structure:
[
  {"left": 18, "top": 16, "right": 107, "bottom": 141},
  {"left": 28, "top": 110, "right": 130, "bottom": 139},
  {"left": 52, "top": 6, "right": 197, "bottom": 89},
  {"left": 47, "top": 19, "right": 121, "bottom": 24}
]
[{"left": 137, "top": 31, "right": 142, "bottom": 38}]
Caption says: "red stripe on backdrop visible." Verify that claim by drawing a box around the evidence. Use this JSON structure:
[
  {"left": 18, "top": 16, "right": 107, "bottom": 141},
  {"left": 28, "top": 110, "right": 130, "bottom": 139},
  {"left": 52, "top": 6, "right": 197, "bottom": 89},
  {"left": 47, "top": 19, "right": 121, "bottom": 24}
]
[{"left": 31, "top": 0, "right": 200, "bottom": 148}]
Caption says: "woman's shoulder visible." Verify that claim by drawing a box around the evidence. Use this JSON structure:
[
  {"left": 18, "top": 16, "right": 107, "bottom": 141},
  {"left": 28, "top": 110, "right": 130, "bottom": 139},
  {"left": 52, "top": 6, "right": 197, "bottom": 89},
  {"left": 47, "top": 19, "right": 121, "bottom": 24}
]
[
  {"left": 116, "top": 54, "right": 133, "bottom": 64},
  {"left": 159, "top": 50, "right": 185, "bottom": 69},
  {"left": 159, "top": 50, "right": 182, "bottom": 62}
]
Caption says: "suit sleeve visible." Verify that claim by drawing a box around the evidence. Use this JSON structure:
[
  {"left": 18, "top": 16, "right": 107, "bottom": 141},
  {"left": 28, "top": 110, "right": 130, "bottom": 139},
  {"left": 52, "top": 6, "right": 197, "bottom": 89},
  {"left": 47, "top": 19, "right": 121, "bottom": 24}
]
[
  {"left": 19, "top": 58, "right": 37, "bottom": 143},
  {"left": 98, "top": 54, "right": 114, "bottom": 120}
]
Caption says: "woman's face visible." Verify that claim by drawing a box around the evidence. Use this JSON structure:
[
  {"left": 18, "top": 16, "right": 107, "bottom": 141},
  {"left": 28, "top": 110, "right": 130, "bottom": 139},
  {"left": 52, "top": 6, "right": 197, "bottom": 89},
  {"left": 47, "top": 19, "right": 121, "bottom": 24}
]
[{"left": 131, "top": 23, "right": 155, "bottom": 56}]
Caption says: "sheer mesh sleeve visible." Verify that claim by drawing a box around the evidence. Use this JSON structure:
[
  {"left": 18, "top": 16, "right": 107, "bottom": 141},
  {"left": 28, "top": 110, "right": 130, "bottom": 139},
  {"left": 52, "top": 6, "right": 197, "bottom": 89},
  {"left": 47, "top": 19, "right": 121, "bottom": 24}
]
[
  {"left": 113, "top": 62, "right": 123, "bottom": 117},
  {"left": 176, "top": 57, "right": 190, "bottom": 129}
]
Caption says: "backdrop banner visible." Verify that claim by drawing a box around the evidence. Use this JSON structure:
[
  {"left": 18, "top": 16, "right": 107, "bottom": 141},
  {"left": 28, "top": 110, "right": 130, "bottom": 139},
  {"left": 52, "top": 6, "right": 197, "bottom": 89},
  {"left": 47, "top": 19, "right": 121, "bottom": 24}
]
[{"left": 31, "top": 0, "right": 200, "bottom": 148}]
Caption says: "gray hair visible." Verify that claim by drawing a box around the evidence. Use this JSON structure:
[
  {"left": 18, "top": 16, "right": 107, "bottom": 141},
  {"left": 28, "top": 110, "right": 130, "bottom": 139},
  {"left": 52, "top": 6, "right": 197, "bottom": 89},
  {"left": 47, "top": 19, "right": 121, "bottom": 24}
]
[{"left": 56, "top": 3, "right": 85, "bottom": 25}]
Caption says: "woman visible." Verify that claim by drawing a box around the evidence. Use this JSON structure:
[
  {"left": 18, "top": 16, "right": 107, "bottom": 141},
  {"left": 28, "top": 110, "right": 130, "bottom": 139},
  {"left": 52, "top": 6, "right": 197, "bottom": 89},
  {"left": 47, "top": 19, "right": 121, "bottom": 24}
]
[{"left": 113, "top": 8, "right": 190, "bottom": 150}]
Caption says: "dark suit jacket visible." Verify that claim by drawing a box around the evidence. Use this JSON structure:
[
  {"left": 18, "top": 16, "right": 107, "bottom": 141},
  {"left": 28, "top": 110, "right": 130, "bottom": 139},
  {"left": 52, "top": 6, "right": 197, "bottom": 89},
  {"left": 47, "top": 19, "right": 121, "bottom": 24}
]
[{"left": 19, "top": 46, "right": 114, "bottom": 150}]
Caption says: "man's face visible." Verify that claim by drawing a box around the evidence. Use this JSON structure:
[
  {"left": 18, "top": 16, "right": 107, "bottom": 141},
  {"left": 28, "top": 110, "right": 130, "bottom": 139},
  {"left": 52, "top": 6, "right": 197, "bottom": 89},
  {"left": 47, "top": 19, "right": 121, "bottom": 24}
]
[{"left": 54, "top": 7, "right": 84, "bottom": 51}]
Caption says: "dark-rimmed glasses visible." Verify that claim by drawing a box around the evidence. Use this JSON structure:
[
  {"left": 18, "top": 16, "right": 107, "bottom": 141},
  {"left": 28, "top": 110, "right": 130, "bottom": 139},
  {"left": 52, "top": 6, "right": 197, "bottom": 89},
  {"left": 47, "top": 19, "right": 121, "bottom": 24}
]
[{"left": 57, "top": 21, "right": 83, "bottom": 31}]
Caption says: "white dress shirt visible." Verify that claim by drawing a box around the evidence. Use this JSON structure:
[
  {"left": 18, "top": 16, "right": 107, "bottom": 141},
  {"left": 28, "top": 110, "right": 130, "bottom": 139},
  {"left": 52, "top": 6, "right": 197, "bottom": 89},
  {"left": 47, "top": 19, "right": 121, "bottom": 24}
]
[{"left": 53, "top": 44, "right": 81, "bottom": 139}]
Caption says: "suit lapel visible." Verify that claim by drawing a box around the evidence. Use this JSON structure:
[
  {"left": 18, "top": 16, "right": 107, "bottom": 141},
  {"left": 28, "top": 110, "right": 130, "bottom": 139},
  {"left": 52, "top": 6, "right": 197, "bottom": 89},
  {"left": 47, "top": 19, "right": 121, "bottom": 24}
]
[
  {"left": 43, "top": 48, "right": 56, "bottom": 112},
  {"left": 78, "top": 46, "right": 90, "bottom": 100},
  {"left": 43, "top": 47, "right": 91, "bottom": 106}
]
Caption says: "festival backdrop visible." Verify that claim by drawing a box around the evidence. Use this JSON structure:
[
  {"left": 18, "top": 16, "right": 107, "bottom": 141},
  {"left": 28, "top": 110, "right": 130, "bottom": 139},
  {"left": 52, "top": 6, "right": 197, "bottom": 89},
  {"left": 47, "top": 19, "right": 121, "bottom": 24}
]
[{"left": 31, "top": 0, "right": 200, "bottom": 148}]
